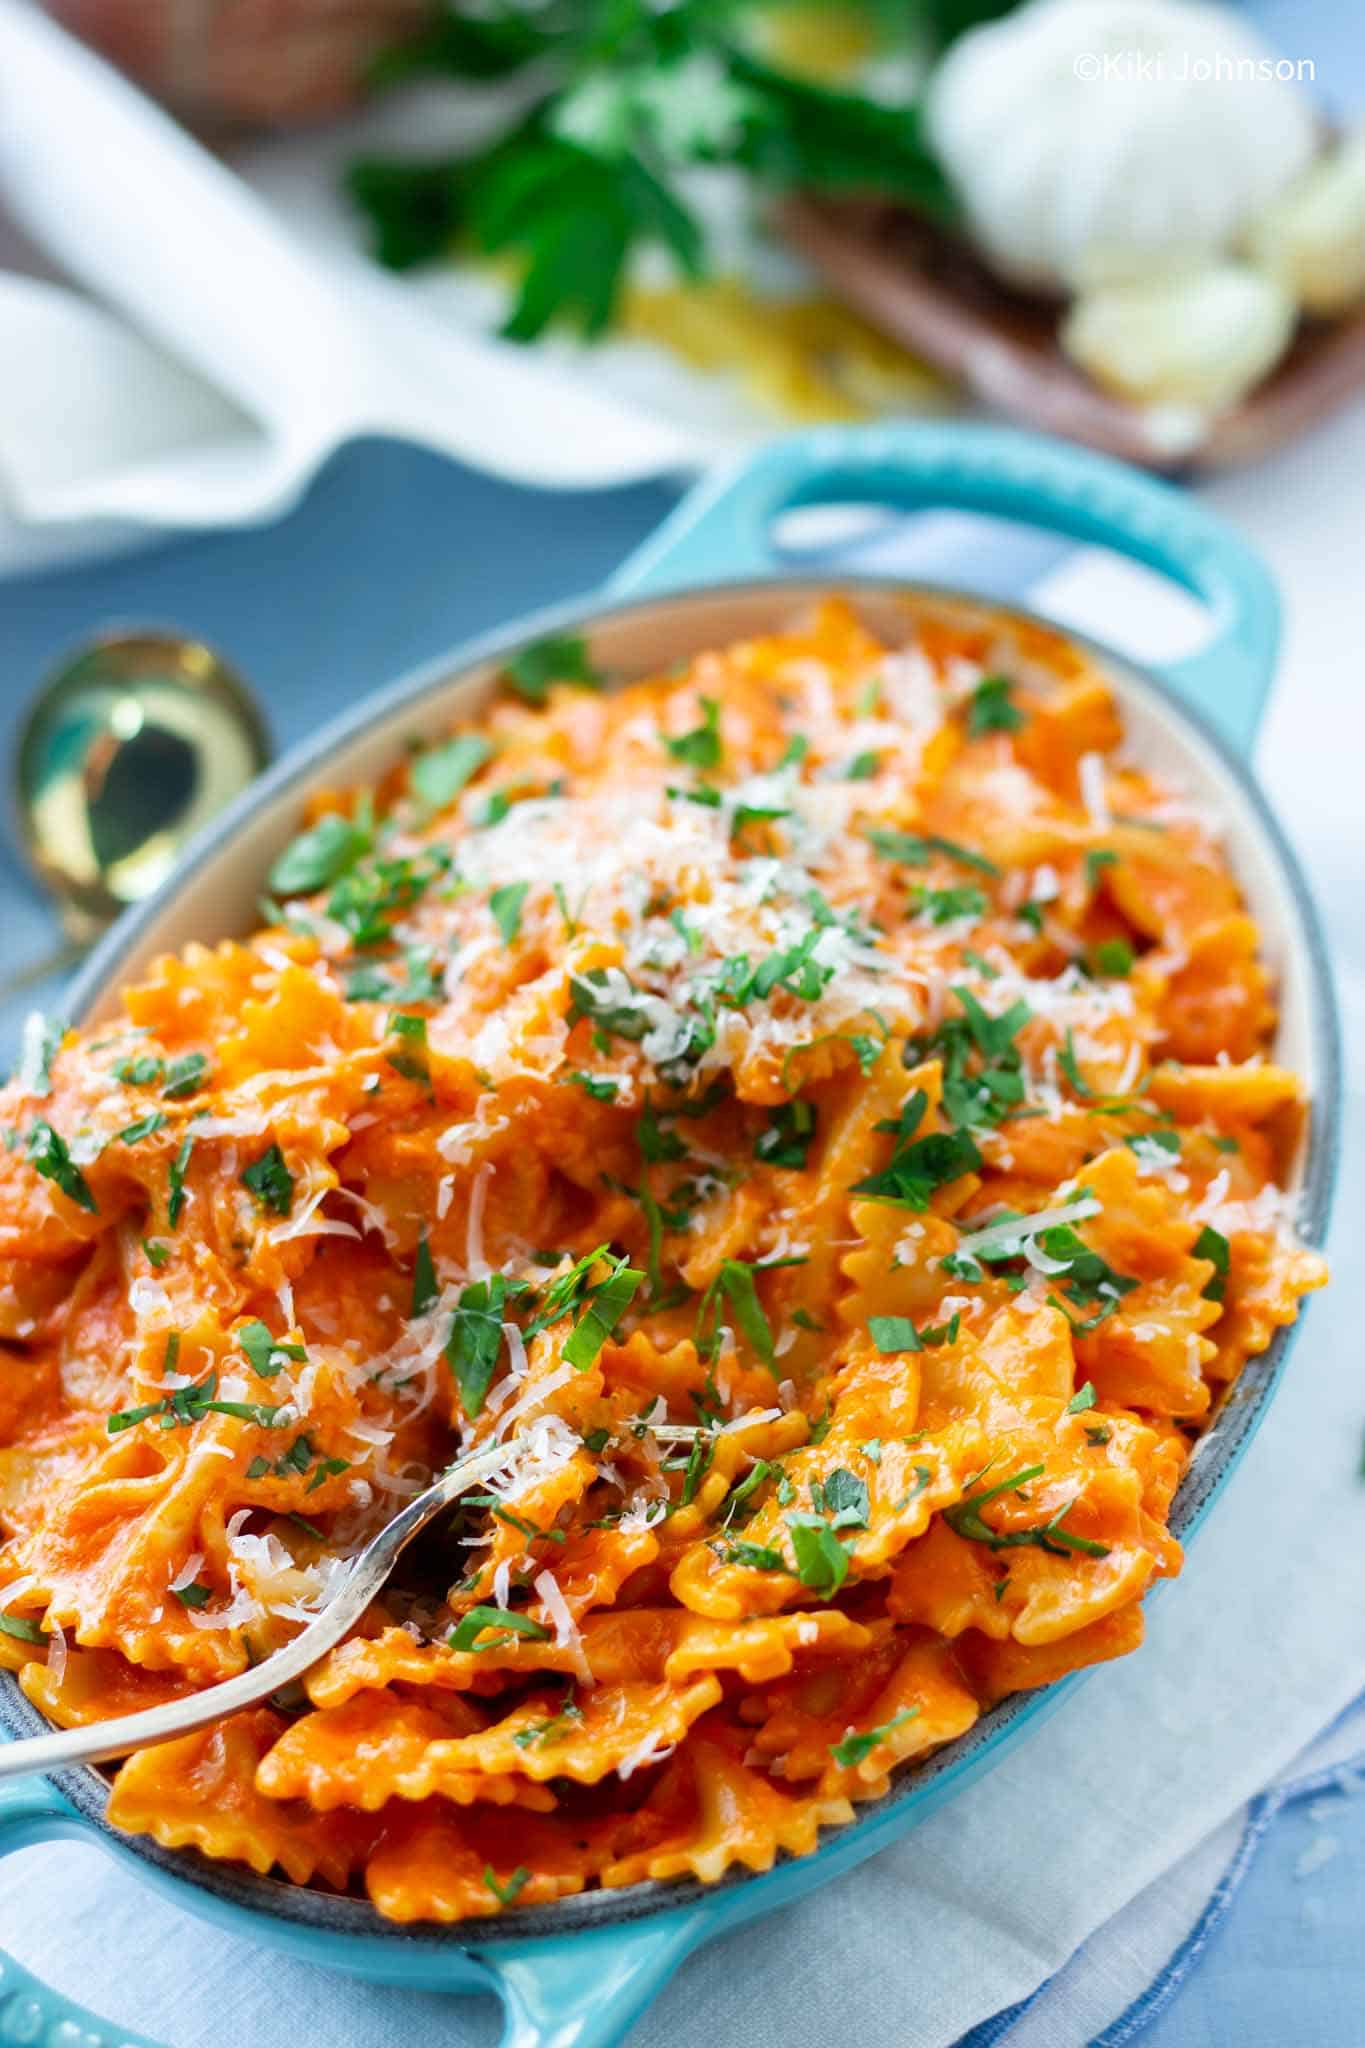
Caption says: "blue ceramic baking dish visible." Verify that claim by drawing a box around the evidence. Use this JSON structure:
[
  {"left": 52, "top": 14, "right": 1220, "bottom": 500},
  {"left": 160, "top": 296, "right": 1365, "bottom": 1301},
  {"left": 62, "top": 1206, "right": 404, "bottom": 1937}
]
[{"left": 0, "top": 423, "right": 1339, "bottom": 2048}]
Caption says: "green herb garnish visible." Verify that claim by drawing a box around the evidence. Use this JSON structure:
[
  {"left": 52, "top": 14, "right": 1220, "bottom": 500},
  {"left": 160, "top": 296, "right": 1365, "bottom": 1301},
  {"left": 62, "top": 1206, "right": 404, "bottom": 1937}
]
[
  {"left": 967, "top": 675, "right": 1023, "bottom": 738},
  {"left": 25, "top": 1120, "right": 96, "bottom": 1212},
  {"left": 449, "top": 1606, "right": 551, "bottom": 1652},
  {"left": 829, "top": 1704, "right": 921, "bottom": 1768},
  {"left": 502, "top": 634, "right": 602, "bottom": 704},
  {"left": 241, "top": 1143, "right": 294, "bottom": 1217}
]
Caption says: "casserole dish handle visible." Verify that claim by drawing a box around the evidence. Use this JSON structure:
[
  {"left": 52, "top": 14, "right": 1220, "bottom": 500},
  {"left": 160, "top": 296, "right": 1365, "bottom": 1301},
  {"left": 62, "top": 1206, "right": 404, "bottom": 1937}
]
[
  {"left": 0, "top": 1771, "right": 713, "bottom": 2048},
  {"left": 610, "top": 423, "right": 1279, "bottom": 755},
  {"left": 0, "top": 1775, "right": 167, "bottom": 2046},
  {"left": 475, "top": 1907, "right": 715, "bottom": 2047}
]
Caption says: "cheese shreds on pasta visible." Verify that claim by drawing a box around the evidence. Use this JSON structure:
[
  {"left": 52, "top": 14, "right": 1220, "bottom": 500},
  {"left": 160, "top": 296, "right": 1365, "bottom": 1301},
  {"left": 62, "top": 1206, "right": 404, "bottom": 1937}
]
[{"left": 0, "top": 598, "right": 1325, "bottom": 1922}]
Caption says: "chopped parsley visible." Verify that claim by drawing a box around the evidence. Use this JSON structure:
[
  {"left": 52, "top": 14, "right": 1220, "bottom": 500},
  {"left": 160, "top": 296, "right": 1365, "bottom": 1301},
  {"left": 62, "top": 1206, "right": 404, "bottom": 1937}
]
[
  {"left": 850, "top": 1088, "right": 981, "bottom": 1208},
  {"left": 1084, "top": 848, "right": 1118, "bottom": 891},
  {"left": 410, "top": 733, "right": 492, "bottom": 812},
  {"left": 171, "top": 1581, "right": 213, "bottom": 1609},
  {"left": 501, "top": 633, "right": 602, "bottom": 704},
  {"left": 809, "top": 1467, "right": 869, "bottom": 1529},
  {"left": 663, "top": 696, "right": 722, "bottom": 769},
  {"left": 845, "top": 749, "right": 880, "bottom": 780},
  {"left": 489, "top": 880, "right": 530, "bottom": 944},
  {"left": 114, "top": 1052, "right": 164, "bottom": 1087},
  {"left": 269, "top": 809, "right": 372, "bottom": 896},
  {"left": 162, "top": 1052, "right": 210, "bottom": 1100},
  {"left": 637, "top": 1096, "right": 686, "bottom": 1164},
  {"left": 785, "top": 1514, "right": 851, "bottom": 1597},
  {"left": 142, "top": 1238, "right": 170, "bottom": 1268},
  {"left": 967, "top": 674, "right": 1023, "bottom": 737},
  {"left": 1194, "top": 1224, "right": 1231, "bottom": 1304},
  {"left": 238, "top": 1320, "right": 306, "bottom": 1379},
  {"left": 482, "top": 1866, "right": 531, "bottom": 1906},
  {"left": 1066, "top": 1381, "right": 1098, "bottom": 1414},
  {"left": 568, "top": 1071, "right": 619, "bottom": 1102},
  {"left": 869, "top": 1312, "right": 961, "bottom": 1352},
  {"left": 25, "top": 1120, "right": 96, "bottom": 1212},
  {"left": 696, "top": 1258, "right": 780, "bottom": 1371},
  {"left": 511, "top": 1693, "right": 583, "bottom": 1748},
  {"left": 829, "top": 1704, "right": 921, "bottom": 1768},
  {"left": 945, "top": 1462, "right": 1110, "bottom": 1558},
  {"left": 386, "top": 1012, "right": 432, "bottom": 1090},
  {"left": 910, "top": 883, "right": 988, "bottom": 926},
  {"left": 867, "top": 828, "right": 1000, "bottom": 878},
  {"left": 241, "top": 1143, "right": 294, "bottom": 1217},
  {"left": 446, "top": 1273, "right": 522, "bottom": 1418},
  {"left": 568, "top": 969, "right": 651, "bottom": 1041},
  {"left": 755, "top": 1099, "right": 816, "bottom": 1169},
  {"left": 411, "top": 1233, "right": 438, "bottom": 1316},
  {"left": 723, "top": 1538, "right": 786, "bottom": 1572},
  {"left": 1091, "top": 938, "right": 1134, "bottom": 978},
  {"left": 117, "top": 1111, "right": 166, "bottom": 1146},
  {"left": 449, "top": 1605, "right": 551, "bottom": 1652},
  {"left": 0, "top": 1613, "right": 47, "bottom": 1644},
  {"left": 109, "top": 1373, "right": 285, "bottom": 1436},
  {"left": 167, "top": 1132, "right": 194, "bottom": 1227}
]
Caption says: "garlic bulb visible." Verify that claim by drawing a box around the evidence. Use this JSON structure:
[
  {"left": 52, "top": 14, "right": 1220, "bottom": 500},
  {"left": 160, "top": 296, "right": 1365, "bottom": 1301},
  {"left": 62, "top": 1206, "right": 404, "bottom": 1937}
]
[
  {"left": 1246, "top": 132, "right": 1365, "bottom": 317},
  {"left": 926, "top": 0, "right": 1317, "bottom": 294},
  {"left": 1061, "top": 264, "right": 1296, "bottom": 421}
]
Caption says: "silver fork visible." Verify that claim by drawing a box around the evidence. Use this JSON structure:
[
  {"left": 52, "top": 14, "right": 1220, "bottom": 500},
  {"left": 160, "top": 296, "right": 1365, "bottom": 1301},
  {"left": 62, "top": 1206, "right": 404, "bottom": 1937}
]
[{"left": 0, "top": 1436, "right": 521, "bottom": 1782}]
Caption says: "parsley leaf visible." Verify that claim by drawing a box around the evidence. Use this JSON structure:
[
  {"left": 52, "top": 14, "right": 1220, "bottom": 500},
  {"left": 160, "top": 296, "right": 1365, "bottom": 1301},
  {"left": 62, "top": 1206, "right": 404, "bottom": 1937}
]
[
  {"left": 851, "top": 1090, "right": 981, "bottom": 1208},
  {"left": 869, "top": 1312, "right": 960, "bottom": 1352},
  {"left": 449, "top": 1605, "right": 550, "bottom": 1652},
  {"left": 663, "top": 697, "right": 722, "bottom": 769},
  {"left": 502, "top": 633, "right": 602, "bottom": 703},
  {"left": 411, "top": 1233, "right": 439, "bottom": 1316},
  {"left": 755, "top": 1099, "right": 816, "bottom": 1169},
  {"left": 697, "top": 1258, "right": 778, "bottom": 1371},
  {"left": 0, "top": 1613, "right": 47, "bottom": 1644},
  {"left": 967, "top": 674, "right": 1023, "bottom": 737},
  {"left": 411, "top": 734, "right": 493, "bottom": 812},
  {"left": 1194, "top": 1224, "right": 1231, "bottom": 1304},
  {"left": 489, "top": 880, "right": 531, "bottom": 944},
  {"left": 785, "top": 1514, "right": 851, "bottom": 1597},
  {"left": 829, "top": 1704, "right": 921, "bottom": 1769},
  {"left": 269, "top": 810, "right": 371, "bottom": 896},
  {"left": 167, "top": 1132, "right": 194, "bottom": 1227},
  {"left": 241, "top": 1143, "right": 294, "bottom": 1217},
  {"left": 867, "top": 828, "right": 1000, "bottom": 878},
  {"left": 117, "top": 1111, "right": 165, "bottom": 1146},
  {"left": 945, "top": 1462, "right": 1111, "bottom": 1558},
  {"left": 25, "top": 1120, "right": 96, "bottom": 1212},
  {"left": 162, "top": 1052, "right": 209, "bottom": 1100},
  {"left": 446, "top": 1275, "right": 514, "bottom": 1418}
]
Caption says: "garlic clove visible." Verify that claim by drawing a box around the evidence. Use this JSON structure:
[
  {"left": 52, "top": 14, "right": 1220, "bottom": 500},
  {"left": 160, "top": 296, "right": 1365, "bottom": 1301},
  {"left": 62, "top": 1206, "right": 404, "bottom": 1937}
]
[
  {"left": 1246, "top": 132, "right": 1365, "bottom": 318},
  {"left": 1060, "top": 263, "right": 1297, "bottom": 414},
  {"left": 926, "top": 0, "right": 1317, "bottom": 296}
]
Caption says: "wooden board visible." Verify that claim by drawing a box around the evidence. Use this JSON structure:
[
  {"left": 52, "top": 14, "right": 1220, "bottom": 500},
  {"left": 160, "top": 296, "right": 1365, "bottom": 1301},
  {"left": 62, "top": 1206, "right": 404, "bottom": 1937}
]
[{"left": 781, "top": 195, "right": 1365, "bottom": 473}]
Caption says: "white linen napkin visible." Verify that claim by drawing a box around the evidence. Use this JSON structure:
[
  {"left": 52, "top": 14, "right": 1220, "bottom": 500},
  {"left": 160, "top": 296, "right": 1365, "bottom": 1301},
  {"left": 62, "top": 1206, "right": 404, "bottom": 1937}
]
[
  {"left": 2, "top": 390, "right": 1363, "bottom": 2048},
  {"left": 0, "top": 0, "right": 696, "bottom": 554}
]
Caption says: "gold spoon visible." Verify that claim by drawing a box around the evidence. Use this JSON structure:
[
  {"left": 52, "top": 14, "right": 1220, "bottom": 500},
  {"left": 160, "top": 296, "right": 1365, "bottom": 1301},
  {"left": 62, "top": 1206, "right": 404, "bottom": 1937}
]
[{"left": 8, "top": 630, "right": 270, "bottom": 1001}]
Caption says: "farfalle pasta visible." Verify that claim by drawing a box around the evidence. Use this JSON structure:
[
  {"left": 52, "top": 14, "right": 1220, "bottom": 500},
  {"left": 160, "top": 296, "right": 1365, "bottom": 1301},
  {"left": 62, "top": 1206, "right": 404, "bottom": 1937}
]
[{"left": 0, "top": 598, "right": 1325, "bottom": 1922}]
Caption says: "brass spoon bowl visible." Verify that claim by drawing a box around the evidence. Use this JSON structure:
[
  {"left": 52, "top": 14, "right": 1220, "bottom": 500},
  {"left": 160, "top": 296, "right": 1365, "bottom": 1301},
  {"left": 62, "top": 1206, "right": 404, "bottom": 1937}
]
[{"left": 9, "top": 630, "right": 270, "bottom": 997}]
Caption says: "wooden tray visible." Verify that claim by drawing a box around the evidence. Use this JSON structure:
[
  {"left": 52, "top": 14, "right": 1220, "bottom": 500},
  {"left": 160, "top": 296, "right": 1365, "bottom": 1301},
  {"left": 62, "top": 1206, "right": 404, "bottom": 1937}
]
[{"left": 781, "top": 194, "right": 1365, "bottom": 472}]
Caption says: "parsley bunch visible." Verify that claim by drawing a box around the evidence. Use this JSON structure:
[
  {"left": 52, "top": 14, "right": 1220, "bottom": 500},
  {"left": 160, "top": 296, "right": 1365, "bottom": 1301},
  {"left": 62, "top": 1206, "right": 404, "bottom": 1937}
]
[{"left": 346, "top": 0, "right": 963, "bottom": 339}]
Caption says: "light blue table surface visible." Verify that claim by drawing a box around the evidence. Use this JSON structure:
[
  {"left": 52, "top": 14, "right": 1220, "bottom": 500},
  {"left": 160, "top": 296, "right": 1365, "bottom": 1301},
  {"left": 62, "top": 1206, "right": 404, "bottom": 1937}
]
[{"left": 1, "top": 431, "right": 1362, "bottom": 2047}]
